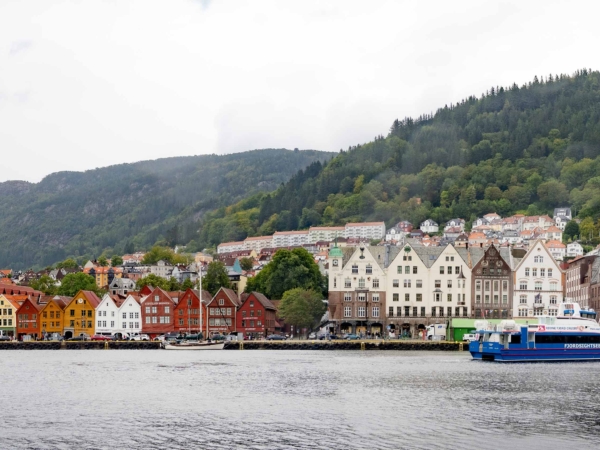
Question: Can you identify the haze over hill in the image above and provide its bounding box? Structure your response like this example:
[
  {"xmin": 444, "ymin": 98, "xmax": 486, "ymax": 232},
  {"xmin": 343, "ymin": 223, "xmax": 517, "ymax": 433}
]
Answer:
[{"xmin": 0, "ymin": 149, "xmax": 333, "ymax": 269}]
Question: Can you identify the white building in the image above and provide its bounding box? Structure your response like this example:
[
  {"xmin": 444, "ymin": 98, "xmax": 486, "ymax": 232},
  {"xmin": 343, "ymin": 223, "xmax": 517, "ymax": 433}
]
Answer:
[
  {"xmin": 117, "ymin": 295, "xmax": 142, "ymax": 335},
  {"xmin": 444, "ymin": 219, "xmax": 465, "ymax": 232},
  {"xmin": 95, "ymin": 294, "xmax": 142, "ymax": 337},
  {"xmin": 385, "ymin": 226, "xmax": 406, "ymax": 242},
  {"xmin": 567, "ymin": 241, "xmax": 584, "ymax": 258},
  {"xmin": 273, "ymin": 230, "xmax": 309, "ymax": 247},
  {"xmin": 546, "ymin": 240, "xmax": 567, "ymax": 260},
  {"xmin": 553, "ymin": 207, "xmax": 572, "ymax": 231},
  {"xmin": 513, "ymin": 240, "xmax": 563, "ymax": 318},
  {"xmin": 149, "ymin": 260, "xmax": 173, "ymax": 278},
  {"xmin": 217, "ymin": 241, "xmax": 246, "ymax": 254},
  {"xmin": 420, "ymin": 219, "xmax": 439, "ymax": 234},
  {"xmin": 344, "ymin": 222, "xmax": 386, "ymax": 240},
  {"xmin": 308, "ymin": 226, "xmax": 345, "ymax": 243},
  {"xmin": 244, "ymin": 236, "xmax": 273, "ymax": 252}
]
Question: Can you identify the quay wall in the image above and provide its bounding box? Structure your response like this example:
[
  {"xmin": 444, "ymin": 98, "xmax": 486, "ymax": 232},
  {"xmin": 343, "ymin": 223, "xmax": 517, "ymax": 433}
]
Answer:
[
  {"xmin": 0, "ymin": 341, "xmax": 162, "ymax": 350},
  {"xmin": 224, "ymin": 340, "xmax": 469, "ymax": 351}
]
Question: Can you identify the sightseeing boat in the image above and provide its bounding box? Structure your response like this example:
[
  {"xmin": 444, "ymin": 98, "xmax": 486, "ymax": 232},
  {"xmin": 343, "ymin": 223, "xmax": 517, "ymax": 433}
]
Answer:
[{"xmin": 470, "ymin": 302, "xmax": 600, "ymax": 362}]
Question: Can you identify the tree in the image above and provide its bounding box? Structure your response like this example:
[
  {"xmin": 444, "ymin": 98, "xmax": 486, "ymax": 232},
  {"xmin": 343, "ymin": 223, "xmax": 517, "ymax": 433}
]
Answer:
[
  {"xmin": 111, "ymin": 255, "xmax": 123, "ymax": 266},
  {"xmin": 141, "ymin": 246, "xmax": 191, "ymax": 265},
  {"xmin": 135, "ymin": 274, "xmax": 171, "ymax": 291},
  {"xmin": 97, "ymin": 256, "xmax": 109, "ymax": 267},
  {"xmin": 203, "ymin": 261, "xmax": 231, "ymax": 295},
  {"xmin": 563, "ymin": 220, "xmax": 580, "ymax": 241},
  {"xmin": 56, "ymin": 258, "xmax": 79, "ymax": 269},
  {"xmin": 245, "ymin": 248, "xmax": 326, "ymax": 299},
  {"xmin": 181, "ymin": 278, "xmax": 194, "ymax": 290},
  {"xmin": 29, "ymin": 275, "xmax": 58, "ymax": 295},
  {"xmin": 278, "ymin": 288, "xmax": 326, "ymax": 336},
  {"xmin": 239, "ymin": 257, "xmax": 254, "ymax": 271},
  {"xmin": 57, "ymin": 273, "xmax": 100, "ymax": 296},
  {"xmin": 579, "ymin": 217, "xmax": 596, "ymax": 243}
]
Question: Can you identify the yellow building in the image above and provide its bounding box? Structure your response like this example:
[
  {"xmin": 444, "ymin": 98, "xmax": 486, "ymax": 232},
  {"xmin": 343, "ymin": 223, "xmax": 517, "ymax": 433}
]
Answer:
[
  {"xmin": 39, "ymin": 296, "xmax": 71, "ymax": 338},
  {"xmin": 84, "ymin": 267, "xmax": 123, "ymax": 289},
  {"xmin": 0, "ymin": 294, "xmax": 22, "ymax": 338},
  {"xmin": 62, "ymin": 290, "xmax": 101, "ymax": 339}
]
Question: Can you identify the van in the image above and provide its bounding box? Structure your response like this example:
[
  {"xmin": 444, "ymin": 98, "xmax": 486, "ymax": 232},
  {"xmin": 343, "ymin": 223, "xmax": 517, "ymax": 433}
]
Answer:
[{"xmin": 463, "ymin": 333, "xmax": 477, "ymax": 342}]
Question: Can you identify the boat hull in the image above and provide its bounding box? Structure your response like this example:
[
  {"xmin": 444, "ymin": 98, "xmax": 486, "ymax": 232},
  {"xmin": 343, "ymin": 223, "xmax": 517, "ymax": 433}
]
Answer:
[
  {"xmin": 470, "ymin": 347, "xmax": 600, "ymax": 362},
  {"xmin": 163, "ymin": 342, "xmax": 225, "ymax": 350}
]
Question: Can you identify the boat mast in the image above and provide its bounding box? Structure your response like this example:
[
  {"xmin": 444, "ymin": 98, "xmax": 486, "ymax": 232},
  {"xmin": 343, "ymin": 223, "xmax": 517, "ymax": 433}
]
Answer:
[{"xmin": 198, "ymin": 261, "xmax": 203, "ymax": 339}]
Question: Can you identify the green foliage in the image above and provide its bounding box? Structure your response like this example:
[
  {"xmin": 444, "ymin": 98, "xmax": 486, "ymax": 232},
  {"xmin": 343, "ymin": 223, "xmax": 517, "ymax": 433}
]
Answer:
[
  {"xmin": 97, "ymin": 256, "xmax": 108, "ymax": 267},
  {"xmin": 563, "ymin": 221, "xmax": 580, "ymax": 242},
  {"xmin": 245, "ymin": 248, "xmax": 327, "ymax": 299},
  {"xmin": 0, "ymin": 149, "xmax": 333, "ymax": 270},
  {"xmin": 141, "ymin": 246, "xmax": 191, "ymax": 265},
  {"xmin": 203, "ymin": 261, "xmax": 231, "ymax": 295},
  {"xmin": 277, "ymin": 288, "xmax": 326, "ymax": 335},
  {"xmin": 56, "ymin": 258, "xmax": 79, "ymax": 269},
  {"xmin": 29, "ymin": 275, "xmax": 58, "ymax": 295},
  {"xmin": 239, "ymin": 257, "xmax": 254, "ymax": 271},
  {"xmin": 135, "ymin": 274, "xmax": 172, "ymax": 291},
  {"xmin": 111, "ymin": 255, "xmax": 123, "ymax": 266},
  {"xmin": 57, "ymin": 273, "xmax": 100, "ymax": 297}
]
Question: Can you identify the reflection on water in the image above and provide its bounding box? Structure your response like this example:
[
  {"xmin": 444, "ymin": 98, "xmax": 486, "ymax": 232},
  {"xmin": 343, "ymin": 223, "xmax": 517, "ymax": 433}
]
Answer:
[{"xmin": 2, "ymin": 350, "xmax": 600, "ymax": 449}]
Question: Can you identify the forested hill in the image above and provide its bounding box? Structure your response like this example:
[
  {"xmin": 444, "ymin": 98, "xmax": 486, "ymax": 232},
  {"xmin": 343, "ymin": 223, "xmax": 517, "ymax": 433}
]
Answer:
[
  {"xmin": 197, "ymin": 69, "xmax": 600, "ymax": 247},
  {"xmin": 0, "ymin": 149, "xmax": 333, "ymax": 269}
]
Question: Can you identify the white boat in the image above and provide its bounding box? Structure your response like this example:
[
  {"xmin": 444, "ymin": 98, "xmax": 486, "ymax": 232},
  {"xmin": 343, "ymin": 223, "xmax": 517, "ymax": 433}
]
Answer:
[{"xmin": 163, "ymin": 341, "xmax": 225, "ymax": 350}]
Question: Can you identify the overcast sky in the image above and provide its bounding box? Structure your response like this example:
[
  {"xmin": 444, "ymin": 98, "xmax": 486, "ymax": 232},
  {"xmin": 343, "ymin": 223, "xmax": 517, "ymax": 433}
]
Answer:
[{"xmin": 0, "ymin": 0, "xmax": 597, "ymax": 183}]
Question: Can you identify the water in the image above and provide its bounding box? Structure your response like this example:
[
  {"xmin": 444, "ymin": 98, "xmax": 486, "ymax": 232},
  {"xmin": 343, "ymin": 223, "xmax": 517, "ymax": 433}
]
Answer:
[{"xmin": 2, "ymin": 350, "xmax": 600, "ymax": 449}]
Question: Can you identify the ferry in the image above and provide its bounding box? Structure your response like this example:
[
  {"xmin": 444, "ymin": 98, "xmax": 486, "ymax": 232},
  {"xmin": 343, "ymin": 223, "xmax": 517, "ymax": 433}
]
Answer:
[{"xmin": 469, "ymin": 302, "xmax": 600, "ymax": 362}]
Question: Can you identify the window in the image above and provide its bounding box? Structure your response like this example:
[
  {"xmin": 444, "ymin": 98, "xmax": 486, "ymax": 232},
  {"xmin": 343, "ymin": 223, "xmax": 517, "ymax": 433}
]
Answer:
[
  {"xmin": 525, "ymin": 268, "xmax": 530, "ymax": 276},
  {"xmin": 446, "ymin": 256, "xmax": 449, "ymax": 261},
  {"xmin": 413, "ymin": 266, "xmax": 418, "ymax": 274},
  {"xmin": 440, "ymin": 266, "xmax": 445, "ymax": 275},
  {"xmin": 393, "ymin": 279, "xmax": 399, "ymax": 288},
  {"xmin": 431, "ymin": 307, "xmax": 436, "ymax": 317},
  {"xmin": 435, "ymin": 280, "xmax": 441, "ymax": 288},
  {"xmin": 333, "ymin": 278, "xmax": 337, "ymax": 288},
  {"xmin": 502, "ymin": 295, "xmax": 508, "ymax": 304},
  {"xmin": 152, "ymin": 307, "xmax": 157, "ymax": 314},
  {"xmin": 447, "ymin": 294, "xmax": 452, "ymax": 302},
  {"xmin": 372, "ymin": 294, "xmax": 379, "ymax": 302},
  {"xmin": 358, "ymin": 278, "xmax": 365, "ymax": 288},
  {"xmin": 448, "ymin": 266, "xmax": 452, "ymax": 275},
  {"xmin": 532, "ymin": 268, "xmax": 537, "ymax": 277},
  {"xmin": 152, "ymin": 317, "xmax": 157, "ymax": 323},
  {"xmin": 366, "ymin": 265, "xmax": 372, "ymax": 274},
  {"xmin": 416, "ymin": 280, "xmax": 422, "ymax": 288},
  {"xmin": 534, "ymin": 256, "xmax": 544, "ymax": 263},
  {"xmin": 520, "ymin": 295, "xmax": 527, "ymax": 304},
  {"xmin": 404, "ymin": 306, "xmax": 410, "ymax": 317},
  {"xmin": 357, "ymin": 306, "xmax": 366, "ymax": 317},
  {"xmin": 421, "ymin": 307, "xmax": 426, "ymax": 317},
  {"xmin": 550, "ymin": 296, "xmax": 557, "ymax": 305},
  {"xmin": 352, "ymin": 265, "xmax": 358, "ymax": 274},
  {"xmin": 389, "ymin": 306, "xmax": 394, "ymax": 316},
  {"xmin": 393, "ymin": 293, "xmax": 399, "ymax": 302},
  {"xmin": 540, "ymin": 268, "xmax": 545, "ymax": 277},
  {"xmin": 154, "ymin": 295, "xmax": 159, "ymax": 301},
  {"xmin": 476, "ymin": 281, "xmax": 481, "ymax": 291},
  {"xmin": 455, "ymin": 307, "xmax": 461, "ymax": 316},
  {"xmin": 416, "ymin": 293, "xmax": 422, "ymax": 302},
  {"xmin": 397, "ymin": 266, "xmax": 402, "ymax": 274},
  {"xmin": 550, "ymin": 282, "xmax": 558, "ymax": 291},
  {"xmin": 145, "ymin": 317, "xmax": 150, "ymax": 324},
  {"xmin": 493, "ymin": 295, "xmax": 499, "ymax": 304},
  {"xmin": 447, "ymin": 307, "xmax": 452, "ymax": 317},
  {"xmin": 455, "ymin": 266, "xmax": 460, "ymax": 274},
  {"xmin": 97, "ymin": 320, "xmax": 101, "ymax": 327},
  {"xmin": 476, "ymin": 295, "xmax": 481, "ymax": 304},
  {"xmin": 518, "ymin": 309, "xmax": 528, "ymax": 317},
  {"xmin": 535, "ymin": 282, "xmax": 543, "ymax": 291},
  {"xmin": 219, "ymin": 299, "xmax": 224, "ymax": 306},
  {"xmin": 345, "ymin": 278, "xmax": 351, "ymax": 288},
  {"xmin": 485, "ymin": 281, "xmax": 490, "ymax": 292},
  {"xmin": 447, "ymin": 280, "xmax": 452, "ymax": 288},
  {"xmin": 405, "ymin": 293, "xmax": 410, "ymax": 302},
  {"xmin": 344, "ymin": 293, "xmax": 352, "ymax": 302},
  {"xmin": 502, "ymin": 280, "xmax": 508, "ymax": 291},
  {"xmin": 344, "ymin": 306, "xmax": 351, "ymax": 318},
  {"xmin": 372, "ymin": 307, "xmax": 379, "ymax": 318},
  {"xmin": 402, "ymin": 266, "xmax": 408, "ymax": 274},
  {"xmin": 548, "ymin": 269, "xmax": 553, "ymax": 277},
  {"xmin": 70, "ymin": 309, "xmax": 75, "ymax": 317},
  {"xmin": 435, "ymin": 293, "xmax": 441, "ymax": 302},
  {"xmin": 519, "ymin": 281, "xmax": 528, "ymax": 290},
  {"xmin": 372, "ymin": 278, "xmax": 379, "ymax": 288},
  {"xmin": 358, "ymin": 294, "xmax": 366, "ymax": 302},
  {"xmin": 122, "ymin": 312, "xmax": 126, "ymax": 319},
  {"xmin": 404, "ymin": 279, "xmax": 411, "ymax": 288},
  {"xmin": 412, "ymin": 306, "xmax": 418, "ymax": 316}
]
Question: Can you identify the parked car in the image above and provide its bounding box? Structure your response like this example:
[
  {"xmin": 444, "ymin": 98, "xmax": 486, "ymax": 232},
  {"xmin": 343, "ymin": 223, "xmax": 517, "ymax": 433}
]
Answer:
[
  {"xmin": 130, "ymin": 333, "xmax": 150, "ymax": 341},
  {"xmin": 90, "ymin": 334, "xmax": 112, "ymax": 341},
  {"xmin": 345, "ymin": 334, "xmax": 360, "ymax": 340},
  {"xmin": 68, "ymin": 334, "xmax": 89, "ymax": 341},
  {"xmin": 463, "ymin": 333, "xmax": 478, "ymax": 342},
  {"xmin": 308, "ymin": 332, "xmax": 317, "ymax": 339},
  {"xmin": 266, "ymin": 334, "xmax": 287, "ymax": 341}
]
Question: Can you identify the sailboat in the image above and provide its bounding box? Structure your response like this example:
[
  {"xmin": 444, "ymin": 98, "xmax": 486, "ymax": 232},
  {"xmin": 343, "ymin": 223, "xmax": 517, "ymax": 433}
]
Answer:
[{"xmin": 163, "ymin": 263, "xmax": 224, "ymax": 350}]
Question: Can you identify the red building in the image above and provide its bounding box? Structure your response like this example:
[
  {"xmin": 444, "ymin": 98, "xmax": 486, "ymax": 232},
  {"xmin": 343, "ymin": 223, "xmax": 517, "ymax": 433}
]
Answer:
[
  {"xmin": 16, "ymin": 298, "xmax": 43, "ymax": 340},
  {"xmin": 173, "ymin": 289, "xmax": 211, "ymax": 336},
  {"xmin": 206, "ymin": 288, "xmax": 240, "ymax": 336},
  {"xmin": 237, "ymin": 292, "xmax": 278, "ymax": 338},
  {"xmin": 141, "ymin": 287, "xmax": 176, "ymax": 338}
]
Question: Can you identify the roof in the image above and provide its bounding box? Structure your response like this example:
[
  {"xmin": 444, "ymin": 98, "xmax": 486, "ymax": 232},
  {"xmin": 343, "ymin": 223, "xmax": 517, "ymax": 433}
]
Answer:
[
  {"xmin": 273, "ymin": 230, "xmax": 309, "ymax": 235},
  {"xmin": 80, "ymin": 290, "xmax": 102, "ymax": 308},
  {"xmin": 309, "ymin": 226, "xmax": 345, "ymax": 231},
  {"xmin": 546, "ymin": 240, "xmax": 566, "ymax": 249},
  {"xmin": 218, "ymin": 241, "xmax": 245, "ymax": 247},
  {"xmin": 345, "ymin": 222, "xmax": 385, "ymax": 227},
  {"xmin": 244, "ymin": 235, "xmax": 273, "ymax": 241},
  {"xmin": 248, "ymin": 292, "xmax": 276, "ymax": 311}
]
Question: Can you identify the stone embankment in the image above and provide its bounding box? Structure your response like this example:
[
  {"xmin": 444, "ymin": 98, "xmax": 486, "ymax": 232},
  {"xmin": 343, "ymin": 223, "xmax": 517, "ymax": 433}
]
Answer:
[
  {"xmin": 0, "ymin": 341, "xmax": 162, "ymax": 350},
  {"xmin": 224, "ymin": 340, "xmax": 468, "ymax": 351}
]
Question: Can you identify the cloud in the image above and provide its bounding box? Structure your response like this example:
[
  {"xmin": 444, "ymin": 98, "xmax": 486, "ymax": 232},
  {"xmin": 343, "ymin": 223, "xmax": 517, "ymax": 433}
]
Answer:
[{"xmin": 9, "ymin": 40, "xmax": 32, "ymax": 56}]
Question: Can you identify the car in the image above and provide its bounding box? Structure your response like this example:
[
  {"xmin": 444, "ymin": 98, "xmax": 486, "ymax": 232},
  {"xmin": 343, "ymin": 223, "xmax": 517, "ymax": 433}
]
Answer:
[
  {"xmin": 266, "ymin": 334, "xmax": 287, "ymax": 340},
  {"xmin": 345, "ymin": 334, "xmax": 360, "ymax": 340},
  {"xmin": 308, "ymin": 332, "xmax": 317, "ymax": 339},
  {"xmin": 463, "ymin": 333, "xmax": 478, "ymax": 342},
  {"xmin": 111, "ymin": 332, "xmax": 130, "ymax": 341},
  {"xmin": 0, "ymin": 335, "xmax": 11, "ymax": 341},
  {"xmin": 90, "ymin": 334, "xmax": 112, "ymax": 341},
  {"xmin": 68, "ymin": 335, "xmax": 89, "ymax": 341},
  {"xmin": 130, "ymin": 333, "xmax": 150, "ymax": 341}
]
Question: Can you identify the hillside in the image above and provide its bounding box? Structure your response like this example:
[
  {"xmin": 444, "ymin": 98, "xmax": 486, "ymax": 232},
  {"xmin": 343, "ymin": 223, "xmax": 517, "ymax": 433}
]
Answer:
[
  {"xmin": 0, "ymin": 149, "xmax": 334, "ymax": 269},
  {"xmin": 196, "ymin": 70, "xmax": 600, "ymax": 247}
]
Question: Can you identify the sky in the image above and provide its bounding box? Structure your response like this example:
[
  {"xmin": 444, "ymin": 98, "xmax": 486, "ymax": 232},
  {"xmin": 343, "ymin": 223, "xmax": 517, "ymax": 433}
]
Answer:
[{"xmin": 0, "ymin": 0, "xmax": 597, "ymax": 183}]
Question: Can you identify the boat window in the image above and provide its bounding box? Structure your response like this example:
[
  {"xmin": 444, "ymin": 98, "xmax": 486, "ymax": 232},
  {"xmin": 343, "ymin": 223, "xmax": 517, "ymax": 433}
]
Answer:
[
  {"xmin": 536, "ymin": 335, "xmax": 600, "ymax": 344},
  {"xmin": 509, "ymin": 334, "xmax": 521, "ymax": 344}
]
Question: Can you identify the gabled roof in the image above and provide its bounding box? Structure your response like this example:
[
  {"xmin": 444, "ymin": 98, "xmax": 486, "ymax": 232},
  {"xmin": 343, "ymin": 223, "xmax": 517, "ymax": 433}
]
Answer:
[
  {"xmin": 246, "ymin": 292, "xmax": 276, "ymax": 311},
  {"xmin": 208, "ymin": 287, "xmax": 240, "ymax": 306}
]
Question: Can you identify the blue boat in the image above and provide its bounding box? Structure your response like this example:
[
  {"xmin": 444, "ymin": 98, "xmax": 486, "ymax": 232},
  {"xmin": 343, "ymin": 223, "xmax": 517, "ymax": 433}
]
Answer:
[{"xmin": 469, "ymin": 302, "xmax": 600, "ymax": 362}]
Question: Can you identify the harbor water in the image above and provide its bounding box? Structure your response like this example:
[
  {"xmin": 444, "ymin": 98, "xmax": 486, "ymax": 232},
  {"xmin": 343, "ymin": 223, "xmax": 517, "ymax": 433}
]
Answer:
[{"xmin": 2, "ymin": 350, "xmax": 599, "ymax": 449}]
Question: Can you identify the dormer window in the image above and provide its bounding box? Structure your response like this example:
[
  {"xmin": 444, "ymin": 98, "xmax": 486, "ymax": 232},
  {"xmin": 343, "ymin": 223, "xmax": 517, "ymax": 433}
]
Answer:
[{"xmin": 154, "ymin": 295, "xmax": 159, "ymax": 301}]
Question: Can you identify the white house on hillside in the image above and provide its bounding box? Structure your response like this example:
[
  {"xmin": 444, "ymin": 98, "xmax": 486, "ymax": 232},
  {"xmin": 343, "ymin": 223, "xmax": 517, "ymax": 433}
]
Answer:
[
  {"xmin": 567, "ymin": 242, "xmax": 584, "ymax": 258},
  {"xmin": 420, "ymin": 219, "xmax": 439, "ymax": 234}
]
